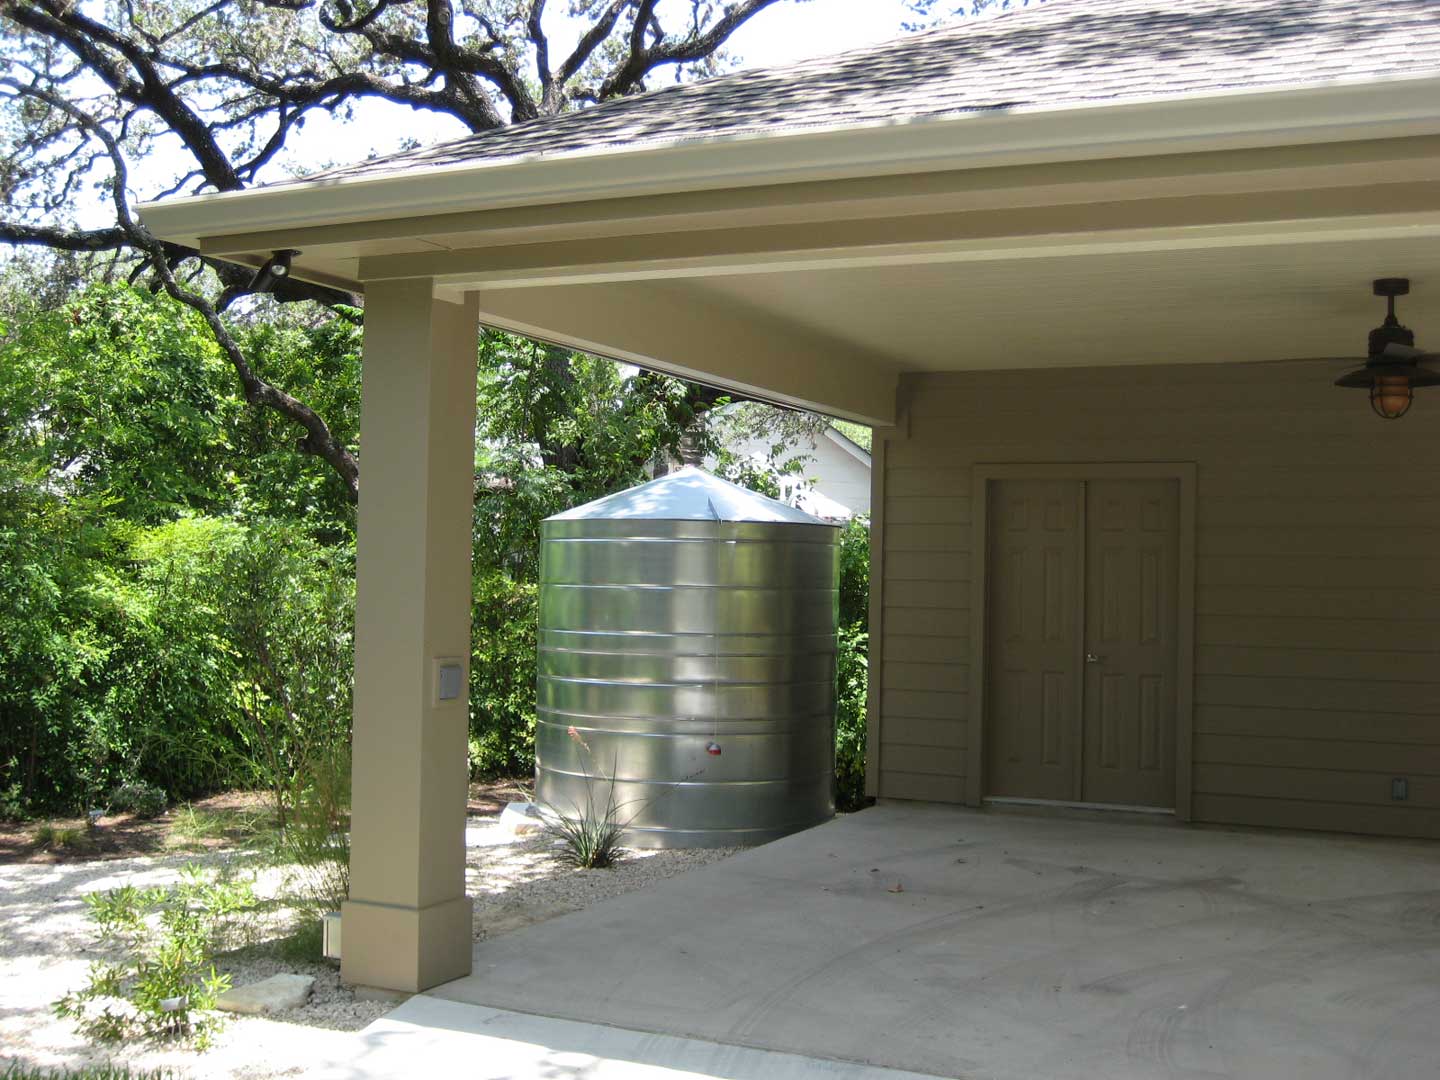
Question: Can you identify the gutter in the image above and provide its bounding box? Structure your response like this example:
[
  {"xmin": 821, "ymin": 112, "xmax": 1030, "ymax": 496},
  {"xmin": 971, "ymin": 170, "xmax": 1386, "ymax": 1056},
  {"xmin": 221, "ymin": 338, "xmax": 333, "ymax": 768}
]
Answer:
[{"xmin": 139, "ymin": 73, "xmax": 1440, "ymax": 248}]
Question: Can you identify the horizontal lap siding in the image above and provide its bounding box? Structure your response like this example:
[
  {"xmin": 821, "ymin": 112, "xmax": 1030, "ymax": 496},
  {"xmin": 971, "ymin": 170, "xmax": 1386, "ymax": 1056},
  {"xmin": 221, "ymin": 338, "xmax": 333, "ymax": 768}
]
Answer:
[
  {"xmin": 876, "ymin": 463, "xmax": 970, "ymax": 802},
  {"xmin": 876, "ymin": 360, "xmax": 1440, "ymax": 837}
]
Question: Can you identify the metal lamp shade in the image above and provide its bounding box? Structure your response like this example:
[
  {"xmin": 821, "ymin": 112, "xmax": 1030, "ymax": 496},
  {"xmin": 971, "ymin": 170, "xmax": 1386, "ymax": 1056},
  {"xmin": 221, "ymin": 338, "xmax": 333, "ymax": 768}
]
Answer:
[{"xmin": 1335, "ymin": 362, "xmax": 1440, "ymax": 420}]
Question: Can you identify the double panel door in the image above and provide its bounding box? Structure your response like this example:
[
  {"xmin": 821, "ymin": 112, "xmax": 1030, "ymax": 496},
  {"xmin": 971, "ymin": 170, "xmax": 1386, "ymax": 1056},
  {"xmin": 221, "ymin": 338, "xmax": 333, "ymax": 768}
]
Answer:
[{"xmin": 985, "ymin": 478, "xmax": 1179, "ymax": 808}]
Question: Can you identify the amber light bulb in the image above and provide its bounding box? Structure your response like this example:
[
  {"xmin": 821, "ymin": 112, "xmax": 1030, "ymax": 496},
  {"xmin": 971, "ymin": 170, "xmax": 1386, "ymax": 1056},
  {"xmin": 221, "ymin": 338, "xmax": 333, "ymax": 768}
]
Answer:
[{"xmin": 1371, "ymin": 373, "xmax": 1414, "ymax": 420}]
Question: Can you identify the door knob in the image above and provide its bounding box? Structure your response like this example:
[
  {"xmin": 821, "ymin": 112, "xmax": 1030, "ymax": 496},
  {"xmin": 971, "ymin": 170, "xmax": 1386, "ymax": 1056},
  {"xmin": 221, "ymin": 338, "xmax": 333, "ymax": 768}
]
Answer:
[{"xmin": 1085, "ymin": 653, "xmax": 1103, "ymax": 664}]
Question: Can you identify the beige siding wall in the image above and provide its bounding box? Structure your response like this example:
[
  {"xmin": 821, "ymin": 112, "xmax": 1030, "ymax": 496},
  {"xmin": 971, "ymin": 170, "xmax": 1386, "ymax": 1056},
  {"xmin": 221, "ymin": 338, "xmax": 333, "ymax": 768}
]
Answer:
[{"xmin": 871, "ymin": 360, "xmax": 1440, "ymax": 839}]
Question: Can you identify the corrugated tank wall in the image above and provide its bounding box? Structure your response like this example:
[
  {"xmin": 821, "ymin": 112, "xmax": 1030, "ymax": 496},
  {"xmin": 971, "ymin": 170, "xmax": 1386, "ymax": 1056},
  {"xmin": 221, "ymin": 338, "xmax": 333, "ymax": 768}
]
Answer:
[{"xmin": 535, "ymin": 468, "xmax": 840, "ymax": 848}]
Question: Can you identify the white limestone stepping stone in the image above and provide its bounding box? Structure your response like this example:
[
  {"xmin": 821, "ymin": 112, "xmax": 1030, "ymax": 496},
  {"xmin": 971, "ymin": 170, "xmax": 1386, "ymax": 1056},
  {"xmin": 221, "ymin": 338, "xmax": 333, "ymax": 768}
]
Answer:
[
  {"xmin": 499, "ymin": 801, "xmax": 547, "ymax": 836},
  {"xmin": 216, "ymin": 973, "xmax": 315, "ymax": 1015}
]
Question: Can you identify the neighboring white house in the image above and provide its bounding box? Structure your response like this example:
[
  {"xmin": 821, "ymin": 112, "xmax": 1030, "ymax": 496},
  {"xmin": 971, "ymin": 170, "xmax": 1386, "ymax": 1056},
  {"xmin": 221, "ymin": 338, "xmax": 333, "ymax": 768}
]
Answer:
[{"xmin": 709, "ymin": 421, "xmax": 872, "ymax": 520}]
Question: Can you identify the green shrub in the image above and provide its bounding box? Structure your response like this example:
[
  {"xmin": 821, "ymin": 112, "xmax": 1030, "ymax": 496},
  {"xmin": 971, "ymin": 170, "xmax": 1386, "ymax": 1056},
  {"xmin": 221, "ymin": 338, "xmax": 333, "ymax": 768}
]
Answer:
[
  {"xmin": 218, "ymin": 521, "xmax": 354, "ymax": 829},
  {"xmin": 468, "ymin": 572, "xmax": 538, "ymax": 779},
  {"xmin": 0, "ymin": 286, "xmax": 362, "ymax": 816},
  {"xmin": 837, "ymin": 515, "xmax": 870, "ymax": 630},
  {"xmin": 54, "ymin": 864, "xmax": 256, "ymax": 1049},
  {"xmin": 835, "ymin": 516, "xmax": 871, "ymax": 811},
  {"xmin": 34, "ymin": 824, "xmax": 92, "ymax": 852},
  {"xmin": 0, "ymin": 782, "xmax": 26, "ymax": 822},
  {"xmin": 108, "ymin": 781, "xmax": 167, "ymax": 819},
  {"xmin": 835, "ymin": 626, "xmax": 870, "ymax": 812},
  {"xmin": 277, "ymin": 745, "xmax": 351, "ymax": 918}
]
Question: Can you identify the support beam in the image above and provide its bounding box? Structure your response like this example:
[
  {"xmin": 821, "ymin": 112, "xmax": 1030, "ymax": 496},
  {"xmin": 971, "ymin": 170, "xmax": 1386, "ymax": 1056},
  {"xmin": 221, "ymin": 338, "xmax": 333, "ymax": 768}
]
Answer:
[
  {"xmin": 473, "ymin": 279, "xmax": 898, "ymax": 426},
  {"xmin": 343, "ymin": 281, "xmax": 478, "ymax": 992},
  {"xmin": 358, "ymin": 184, "xmax": 1440, "ymax": 290},
  {"xmin": 191, "ymin": 134, "xmax": 1440, "ymax": 261}
]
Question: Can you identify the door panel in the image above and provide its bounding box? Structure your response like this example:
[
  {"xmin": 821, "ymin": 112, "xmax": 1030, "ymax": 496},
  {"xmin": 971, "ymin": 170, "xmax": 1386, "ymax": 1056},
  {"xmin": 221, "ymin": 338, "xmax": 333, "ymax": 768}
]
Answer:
[
  {"xmin": 985, "ymin": 476, "xmax": 1180, "ymax": 809},
  {"xmin": 985, "ymin": 480, "xmax": 1083, "ymax": 801},
  {"xmin": 1080, "ymin": 480, "xmax": 1179, "ymax": 807}
]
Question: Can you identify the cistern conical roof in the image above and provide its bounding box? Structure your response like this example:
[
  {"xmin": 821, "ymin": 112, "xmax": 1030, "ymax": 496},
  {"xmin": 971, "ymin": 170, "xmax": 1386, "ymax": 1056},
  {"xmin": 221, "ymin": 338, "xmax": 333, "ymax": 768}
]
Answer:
[{"xmin": 548, "ymin": 465, "xmax": 827, "ymax": 525}]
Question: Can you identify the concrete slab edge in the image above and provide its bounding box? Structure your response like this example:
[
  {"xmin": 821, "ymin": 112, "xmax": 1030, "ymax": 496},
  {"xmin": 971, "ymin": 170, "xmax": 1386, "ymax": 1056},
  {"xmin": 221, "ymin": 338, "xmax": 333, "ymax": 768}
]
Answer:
[{"xmin": 322, "ymin": 994, "xmax": 954, "ymax": 1080}]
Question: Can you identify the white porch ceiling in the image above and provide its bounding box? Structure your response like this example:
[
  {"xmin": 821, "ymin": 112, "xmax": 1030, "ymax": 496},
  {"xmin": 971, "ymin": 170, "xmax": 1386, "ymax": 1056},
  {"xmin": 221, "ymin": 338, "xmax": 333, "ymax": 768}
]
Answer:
[
  {"xmin": 141, "ymin": 123, "xmax": 1440, "ymax": 426},
  {"xmin": 679, "ymin": 234, "xmax": 1440, "ymax": 374}
]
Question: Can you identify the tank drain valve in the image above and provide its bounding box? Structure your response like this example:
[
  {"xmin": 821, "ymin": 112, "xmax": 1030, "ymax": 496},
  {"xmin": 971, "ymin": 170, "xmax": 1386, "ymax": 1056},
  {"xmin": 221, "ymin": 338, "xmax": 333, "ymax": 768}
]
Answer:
[{"xmin": 706, "ymin": 742, "xmax": 723, "ymax": 756}]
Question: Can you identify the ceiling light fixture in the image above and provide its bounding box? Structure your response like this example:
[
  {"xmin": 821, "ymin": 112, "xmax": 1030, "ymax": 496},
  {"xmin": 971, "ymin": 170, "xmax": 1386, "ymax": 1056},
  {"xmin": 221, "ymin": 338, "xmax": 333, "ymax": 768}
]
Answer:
[{"xmin": 1335, "ymin": 278, "xmax": 1440, "ymax": 420}]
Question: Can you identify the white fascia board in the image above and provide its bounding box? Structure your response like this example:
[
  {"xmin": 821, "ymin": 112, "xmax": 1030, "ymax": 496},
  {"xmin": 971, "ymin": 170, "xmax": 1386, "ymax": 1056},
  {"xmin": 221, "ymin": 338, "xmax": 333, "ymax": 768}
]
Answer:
[
  {"xmin": 824, "ymin": 426, "xmax": 872, "ymax": 467},
  {"xmin": 139, "ymin": 73, "xmax": 1440, "ymax": 248}
]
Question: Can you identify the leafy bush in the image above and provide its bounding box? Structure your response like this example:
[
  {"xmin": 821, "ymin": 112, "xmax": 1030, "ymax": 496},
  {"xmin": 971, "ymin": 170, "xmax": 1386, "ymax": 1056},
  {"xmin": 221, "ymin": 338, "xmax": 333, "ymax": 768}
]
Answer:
[
  {"xmin": 54, "ymin": 865, "xmax": 256, "ymax": 1049},
  {"xmin": 218, "ymin": 521, "xmax": 354, "ymax": 829},
  {"xmin": 277, "ymin": 745, "xmax": 351, "ymax": 918},
  {"xmin": 0, "ymin": 285, "xmax": 358, "ymax": 817},
  {"xmin": 835, "ymin": 516, "xmax": 871, "ymax": 811},
  {"xmin": 468, "ymin": 572, "xmax": 539, "ymax": 778},
  {"xmin": 108, "ymin": 781, "xmax": 167, "ymax": 819},
  {"xmin": 836, "ymin": 626, "xmax": 870, "ymax": 812},
  {"xmin": 837, "ymin": 515, "xmax": 870, "ymax": 630},
  {"xmin": 0, "ymin": 783, "xmax": 26, "ymax": 822}
]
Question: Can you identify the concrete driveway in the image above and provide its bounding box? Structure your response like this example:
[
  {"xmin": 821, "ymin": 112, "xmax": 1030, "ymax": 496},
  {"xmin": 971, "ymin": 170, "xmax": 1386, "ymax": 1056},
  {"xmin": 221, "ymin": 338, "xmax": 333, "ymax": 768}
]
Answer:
[{"xmin": 433, "ymin": 803, "xmax": 1440, "ymax": 1079}]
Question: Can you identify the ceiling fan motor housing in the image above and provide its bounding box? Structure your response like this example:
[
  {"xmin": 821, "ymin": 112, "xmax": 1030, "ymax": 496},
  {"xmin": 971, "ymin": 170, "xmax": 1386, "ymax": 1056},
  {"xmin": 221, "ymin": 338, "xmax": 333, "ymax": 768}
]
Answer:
[
  {"xmin": 1370, "ymin": 278, "xmax": 1415, "ymax": 358},
  {"xmin": 1370, "ymin": 321, "xmax": 1416, "ymax": 357}
]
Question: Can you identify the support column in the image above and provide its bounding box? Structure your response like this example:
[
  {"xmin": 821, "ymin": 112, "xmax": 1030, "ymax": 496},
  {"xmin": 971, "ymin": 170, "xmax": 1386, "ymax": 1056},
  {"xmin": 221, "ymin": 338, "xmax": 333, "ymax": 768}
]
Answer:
[{"xmin": 342, "ymin": 280, "xmax": 478, "ymax": 992}]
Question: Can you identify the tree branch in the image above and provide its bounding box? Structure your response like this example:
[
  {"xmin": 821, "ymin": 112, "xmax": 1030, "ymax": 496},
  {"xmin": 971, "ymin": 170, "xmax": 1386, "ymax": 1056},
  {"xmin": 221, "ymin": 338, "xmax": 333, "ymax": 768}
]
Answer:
[
  {"xmin": 599, "ymin": 0, "xmax": 785, "ymax": 99},
  {"xmin": 0, "ymin": 75, "xmax": 360, "ymax": 502},
  {"xmin": 0, "ymin": 222, "xmax": 128, "ymax": 251}
]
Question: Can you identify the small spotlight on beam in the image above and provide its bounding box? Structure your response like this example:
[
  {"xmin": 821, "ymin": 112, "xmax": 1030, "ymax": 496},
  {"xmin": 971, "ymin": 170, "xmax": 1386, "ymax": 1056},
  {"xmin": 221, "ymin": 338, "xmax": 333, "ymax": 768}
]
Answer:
[{"xmin": 248, "ymin": 249, "xmax": 301, "ymax": 294}]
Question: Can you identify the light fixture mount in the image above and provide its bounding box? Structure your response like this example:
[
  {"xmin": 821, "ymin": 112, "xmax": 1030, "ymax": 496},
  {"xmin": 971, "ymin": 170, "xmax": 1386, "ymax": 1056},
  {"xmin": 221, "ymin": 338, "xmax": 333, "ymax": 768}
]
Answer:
[{"xmin": 248, "ymin": 248, "xmax": 301, "ymax": 293}]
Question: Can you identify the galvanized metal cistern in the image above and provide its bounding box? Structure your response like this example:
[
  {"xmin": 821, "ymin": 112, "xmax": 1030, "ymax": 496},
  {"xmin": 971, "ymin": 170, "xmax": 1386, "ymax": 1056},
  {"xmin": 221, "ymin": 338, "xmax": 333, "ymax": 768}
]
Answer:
[{"xmin": 535, "ymin": 467, "xmax": 840, "ymax": 848}]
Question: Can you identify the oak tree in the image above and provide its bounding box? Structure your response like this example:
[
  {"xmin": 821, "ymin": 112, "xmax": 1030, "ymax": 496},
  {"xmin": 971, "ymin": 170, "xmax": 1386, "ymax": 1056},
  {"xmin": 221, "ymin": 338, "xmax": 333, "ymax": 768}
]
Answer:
[{"xmin": 0, "ymin": 1, "xmax": 799, "ymax": 499}]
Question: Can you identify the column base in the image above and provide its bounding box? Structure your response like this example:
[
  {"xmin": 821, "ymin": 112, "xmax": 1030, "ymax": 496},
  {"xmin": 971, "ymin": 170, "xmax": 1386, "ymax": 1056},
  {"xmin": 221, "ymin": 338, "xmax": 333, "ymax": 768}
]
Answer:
[{"xmin": 340, "ymin": 895, "xmax": 473, "ymax": 992}]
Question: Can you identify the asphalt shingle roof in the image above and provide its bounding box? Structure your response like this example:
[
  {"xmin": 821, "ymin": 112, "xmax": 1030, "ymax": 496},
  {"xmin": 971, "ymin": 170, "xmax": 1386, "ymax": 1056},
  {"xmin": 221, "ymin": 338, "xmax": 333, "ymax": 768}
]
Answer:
[{"xmin": 309, "ymin": 0, "xmax": 1440, "ymax": 184}]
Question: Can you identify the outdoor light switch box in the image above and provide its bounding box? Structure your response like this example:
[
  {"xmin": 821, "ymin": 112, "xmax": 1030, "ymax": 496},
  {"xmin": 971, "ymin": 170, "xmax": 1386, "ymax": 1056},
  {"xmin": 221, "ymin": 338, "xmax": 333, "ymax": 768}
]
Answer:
[{"xmin": 434, "ymin": 658, "xmax": 464, "ymax": 705}]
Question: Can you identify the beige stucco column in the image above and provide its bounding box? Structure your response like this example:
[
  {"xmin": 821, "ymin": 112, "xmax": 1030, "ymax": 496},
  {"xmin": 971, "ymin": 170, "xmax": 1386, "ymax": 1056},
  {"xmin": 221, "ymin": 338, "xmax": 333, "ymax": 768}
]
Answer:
[{"xmin": 342, "ymin": 280, "xmax": 478, "ymax": 992}]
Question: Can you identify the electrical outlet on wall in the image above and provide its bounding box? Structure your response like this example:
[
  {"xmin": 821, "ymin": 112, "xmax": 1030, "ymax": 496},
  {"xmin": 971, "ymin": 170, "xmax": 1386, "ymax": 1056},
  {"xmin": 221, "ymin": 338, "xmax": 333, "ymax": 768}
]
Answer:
[{"xmin": 1391, "ymin": 777, "xmax": 1409, "ymax": 801}]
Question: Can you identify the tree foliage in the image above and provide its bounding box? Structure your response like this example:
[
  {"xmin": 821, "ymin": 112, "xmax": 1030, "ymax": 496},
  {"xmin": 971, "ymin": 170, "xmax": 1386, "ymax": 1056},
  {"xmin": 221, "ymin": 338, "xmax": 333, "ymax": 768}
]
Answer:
[
  {"xmin": 0, "ymin": 284, "xmax": 356, "ymax": 814},
  {"xmin": 0, "ymin": 0, "xmax": 799, "ymax": 496},
  {"xmin": 834, "ymin": 515, "xmax": 868, "ymax": 810},
  {"xmin": 466, "ymin": 332, "xmax": 704, "ymax": 774},
  {"xmin": 1, "ymin": 275, "xmax": 870, "ymax": 814}
]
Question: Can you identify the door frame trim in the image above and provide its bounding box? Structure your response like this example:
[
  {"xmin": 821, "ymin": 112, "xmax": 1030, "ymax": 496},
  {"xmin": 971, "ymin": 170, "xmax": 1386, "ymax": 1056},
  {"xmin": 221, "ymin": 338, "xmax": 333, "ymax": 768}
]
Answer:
[{"xmin": 967, "ymin": 462, "xmax": 1198, "ymax": 820}]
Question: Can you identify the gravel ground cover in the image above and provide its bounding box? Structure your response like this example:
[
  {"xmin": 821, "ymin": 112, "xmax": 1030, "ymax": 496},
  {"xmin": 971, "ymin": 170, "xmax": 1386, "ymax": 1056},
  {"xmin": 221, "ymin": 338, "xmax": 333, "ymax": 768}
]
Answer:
[{"xmin": 0, "ymin": 814, "xmax": 735, "ymax": 1078}]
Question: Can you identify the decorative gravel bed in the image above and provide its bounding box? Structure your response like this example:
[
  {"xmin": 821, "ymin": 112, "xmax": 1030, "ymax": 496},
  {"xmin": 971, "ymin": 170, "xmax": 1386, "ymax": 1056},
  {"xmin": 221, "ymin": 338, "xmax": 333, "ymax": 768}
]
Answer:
[
  {"xmin": 0, "ymin": 814, "xmax": 736, "ymax": 1078},
  {"xmin": 467, "ymin": 824, "xmax": 736, "ymax": 941}
]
